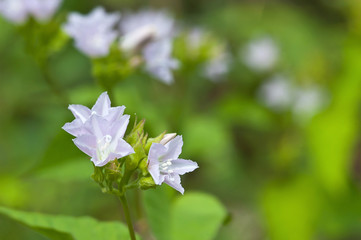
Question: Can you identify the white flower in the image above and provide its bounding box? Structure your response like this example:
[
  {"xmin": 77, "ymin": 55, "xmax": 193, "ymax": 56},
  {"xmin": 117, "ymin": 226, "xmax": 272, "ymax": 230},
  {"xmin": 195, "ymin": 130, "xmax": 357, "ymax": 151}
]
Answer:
[
  {"xmin": 63, "ymin": 92, "xmax": 126, "ymax": 138},
  {"xmin": 25, "ymin": 0, "xmax": 62, "ymax": 22},
  {"xmin": 119, "ymin": 10, "xmax": 174, "ymax": 52},
  {"xmin": 63, "ymin": 7, "xmax": 120, "ymax": 57},
  {"xmin": 186, "ymin": 28, "xmax": 205, "ymax": 50},
  {"xmin": 0, "ymin": 0, "xmax": 62, "ymax": 24},
  {"xmin": 148, "ymin": 135, "xmax": 198, "ymax": 194},
  {"xmin": 0, "ymin": 0, "xmax": 29, "ymax": 24},
  {"xmin": 142, "ymin": 39, "xmax": 179, "ymax": 84},
  {"xmin": 293, "ymin": 86, "xmax": 328, "ymax": 121},
  {"xmin": 63, "ymin": 92, "xmax": 134, "ymax": 167},
  {"xmin": 259, "ymin": 75, "xmax": 294, "ymax": 111},
  {"xmin": 203, "ymin": 50, "xmax": 231, "ymax": 82},
  {"xmin": 242, "ymin": 37, "xmax": 279, "ymax": 72}
]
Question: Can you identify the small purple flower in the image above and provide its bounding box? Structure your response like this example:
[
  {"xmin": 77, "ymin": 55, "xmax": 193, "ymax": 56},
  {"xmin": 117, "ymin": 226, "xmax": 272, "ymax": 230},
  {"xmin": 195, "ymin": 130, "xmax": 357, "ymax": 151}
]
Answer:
[
  {"xmin": 0, "ymin": 0, "xmax": 29, "ymax": 24},
  {"xmin": 242, "ymin": 37, "xmax": 279, "ymax": 72},
  {"xmin": 143, "ymin": 39, "xmax": 179, "ymax": 84},
  {"xmin": 25, "ymin": 0, "xmax": 62, "ymax": 22},
  {"xmin": 63, "ymin": 92, "xmax": 125, "ymax": 137},
  {"xmin": 63, "ymin": 92, "xmax": 134, "ymax": 167},
  {"xmin": 203, "ymin": 50, "xmax": 230, "ymax": 82},
  {"xmin": 147, "ymin": 135, "xmax": 198, "ymax": 194},
  {"xmin": 63, "ymin": 7, "xmax": 120, "ymax": 57},
  {"xmin": 0, "ymin": 0, "xmax": 62, "ymax": 24},
  {"xmin": 73, "ymin": 113, "xmax": 134, "ymax": 167},
  {"xmin": 119, "ymin": 10, "xmax": 174, "ymax": 51}
]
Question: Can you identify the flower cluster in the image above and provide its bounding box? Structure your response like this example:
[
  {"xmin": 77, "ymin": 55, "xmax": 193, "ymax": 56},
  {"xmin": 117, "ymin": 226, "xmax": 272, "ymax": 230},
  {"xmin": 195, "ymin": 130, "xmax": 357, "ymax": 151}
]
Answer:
[
  {"xmin": 0, "ymin": 0, "xmax": 62, "ymax": 24},
  {"xmin": 258, "ymin": 75, "xmax": 328, "ymax": 122},
  {"xmin": 63, "ymin": 8, "xmax": 179, "ymax": 84},
  {"xmin": 63, "ymin": 92, "xmax": 198, "ymax": 194}
]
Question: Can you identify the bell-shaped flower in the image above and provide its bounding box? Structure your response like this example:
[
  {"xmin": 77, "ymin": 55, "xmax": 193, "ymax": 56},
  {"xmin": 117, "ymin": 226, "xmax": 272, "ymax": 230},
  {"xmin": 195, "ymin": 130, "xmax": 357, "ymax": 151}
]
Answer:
[
  {"xmin": 0, "ymin": 0, "xmax": 28, "ymax": 24},
  {"xmin": 63, "ymin": 7, "xmax": 120, "ymax": 57},
  {"xmin": 142, "ymin": 39, "xmax": 179, "ymax": 84},
  {"xmin": 147, "ymin": 135, "xmax": 198, "ymax": 194},
  {"xmin": 119, "ymin": 10, "xmax": 174, "ymax": 52},
  {"xmin": 73, "ymin": 114, "xmax": 134, "ymax": 167},
  {"xmin": 25, "ymin": 0, "xmax": 62, "ymax": 22},
  {"xmin": 63, "ymin": 92, "xmax": 125, "ymax": 137}
]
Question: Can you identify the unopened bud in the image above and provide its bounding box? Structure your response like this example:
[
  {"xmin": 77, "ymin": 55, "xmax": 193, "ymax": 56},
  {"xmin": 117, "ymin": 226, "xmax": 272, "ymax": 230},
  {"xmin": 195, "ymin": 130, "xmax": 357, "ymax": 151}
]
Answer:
[
  {"xmin": 160, "ymin": 133, "xmax": 177, "ymax": 145},
  {"xmin": 139, "ymin": 176, "xmax": 156, "ymax": 190}
]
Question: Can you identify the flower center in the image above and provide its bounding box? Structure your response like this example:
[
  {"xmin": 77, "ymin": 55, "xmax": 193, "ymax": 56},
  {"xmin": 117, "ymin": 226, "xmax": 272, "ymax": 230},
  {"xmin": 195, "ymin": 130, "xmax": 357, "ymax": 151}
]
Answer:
[
  {"xmin": 159, "ymin": 160, "xmax": 173, "ymax": 174},
  {"xmin": 97, "ymin": 135, "xmax": 113, "ymax": 161}
]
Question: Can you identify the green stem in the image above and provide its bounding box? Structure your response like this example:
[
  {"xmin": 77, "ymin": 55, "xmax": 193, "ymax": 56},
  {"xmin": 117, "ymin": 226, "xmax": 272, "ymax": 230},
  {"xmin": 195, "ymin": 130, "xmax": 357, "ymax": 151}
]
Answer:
[{"xmin": 119, "ymin": 195, "xmax": 136, "ymax": 240}]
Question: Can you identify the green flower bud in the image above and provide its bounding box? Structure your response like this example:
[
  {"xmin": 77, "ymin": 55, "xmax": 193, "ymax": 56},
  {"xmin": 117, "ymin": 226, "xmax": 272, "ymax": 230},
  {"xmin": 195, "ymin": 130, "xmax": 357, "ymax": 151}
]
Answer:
[
  {"xmin": 126, "ymin": 119, "xmax": 146, "ymax": 146},
  {"xmin": 139, "ymin": 177, "xmax": 156, "ymax": 190},
  {"xmin": 125, "ymin": 138, "xmax": 147, "ymax": 171},
  {"xmin": 138, "ymin": 158, "xmax": 149, "ymax": 176},
  {"xmin": 91, "ymin": 165, "xmax": 104, "ymax": 184}
]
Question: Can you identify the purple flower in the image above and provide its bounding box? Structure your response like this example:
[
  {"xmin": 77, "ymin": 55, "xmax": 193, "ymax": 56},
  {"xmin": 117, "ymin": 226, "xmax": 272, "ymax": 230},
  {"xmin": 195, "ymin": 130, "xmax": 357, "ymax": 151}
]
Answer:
[
  {"xmin": 0, "ymin": 0, "xmax": 62, "ymax": 24},
  {"xmin": 25, "ymin": 0, "xmax": 62, "ymax": 22},
  {"xmin": 63, "ymin": 92, "xmax": 134, "ymax": 167},
  {"xmin": 147, "ymin": 135, "xmax": 198, "ymax": 194},
  {"xmin": 63, "ymin": 92, "xmax": 125, "ymax": 137},
  {"xmin": 143, "ymin": 39, "xmax": 179, "ymax": 84},
  {"xmin": 63, "ymin": 7, "xmax": 120, "ymax": 57},
  {"xmin": 0, "ymin": 0, "xmax": 29, "ymax": 24},
  {"xmin": 119, "ymin": 10, "xmax": 174, "ymax": 52}
]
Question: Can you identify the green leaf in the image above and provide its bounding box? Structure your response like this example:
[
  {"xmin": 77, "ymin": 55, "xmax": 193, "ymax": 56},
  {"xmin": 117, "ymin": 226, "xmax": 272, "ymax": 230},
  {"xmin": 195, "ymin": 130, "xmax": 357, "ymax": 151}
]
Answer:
[
  {"xmin": 143, "ymin": 190, "xmax": 226, "ymax": 240},
  {"xmin": 171, "ymin": 192, "xmax": 227, "ymax": 240},
  {"xmin": 0, "ymin": 206, "xmax": 137, "ymax": 240},
  {"xmin": 143, "ymin": 186, "xmax": 174, "ymax": 240}
]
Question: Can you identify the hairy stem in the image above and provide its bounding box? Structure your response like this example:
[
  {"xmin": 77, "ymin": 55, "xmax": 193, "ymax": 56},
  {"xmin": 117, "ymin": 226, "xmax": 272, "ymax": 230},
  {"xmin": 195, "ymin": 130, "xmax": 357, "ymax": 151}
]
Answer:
[{"xmin": 119, "ymin": 195, "xmax": 136, "ymax": 240}]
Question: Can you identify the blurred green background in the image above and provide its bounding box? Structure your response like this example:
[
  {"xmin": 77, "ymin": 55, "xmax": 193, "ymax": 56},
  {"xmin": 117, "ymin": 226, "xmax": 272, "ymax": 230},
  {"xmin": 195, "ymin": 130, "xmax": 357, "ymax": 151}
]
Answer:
[{"xmin": 1, "ymin": 0, "xmax": 361, "ymax": 239}]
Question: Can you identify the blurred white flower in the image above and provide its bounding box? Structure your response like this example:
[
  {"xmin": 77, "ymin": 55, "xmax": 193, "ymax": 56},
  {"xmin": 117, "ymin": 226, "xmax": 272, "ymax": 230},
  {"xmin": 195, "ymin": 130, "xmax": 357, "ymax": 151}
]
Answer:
[
  {"xmin": 186, "ymin": 28, "xmax": 206, "ymax": 50},
  {"xmin": 0, "ymin": 0, "xmax": 29, "ymax": 24},
  {"xmin": 242, "ymin": 37, "xmax": 279, "ymax": 72},
  {"xmin": 119, "ymin": 10, "xmax": 174, "ymax": 52},
  {"xmin": 63, "ymin": 7, "xmax": 120, "ymax": 57},
  {"xmin": 293, "ymin": 86, "xmax": 328, "ymax": 121},
  {"xmin": 25, "ymin": 0, "xmax": 62, "ymax": 22},
  {"xmin": 259, "ymin": 75, "xmax": 294, "ymax": 112},
  {"xmin": 0, "ymin": 0, "xmax": 62, "ymax": 24},
  {"xmin": 203, "ymin": 50, "xmax": 231, "ymax": 82},
  {"xmin": 143, "ymin": 39, "xmax": 179, "ymax": 84}
]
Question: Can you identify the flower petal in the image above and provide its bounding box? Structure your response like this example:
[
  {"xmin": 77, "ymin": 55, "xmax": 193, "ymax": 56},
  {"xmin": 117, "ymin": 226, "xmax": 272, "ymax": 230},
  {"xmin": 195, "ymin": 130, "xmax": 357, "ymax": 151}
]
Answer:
[
  {"xmin": 91, "ymin": 92, "xmax": 111, "ymax": 116},
  {"xmin": 106, "ymin": 106, "xmax": 126, "ymax": 122},
  {"xmin": 115, "ymin": 138, "xmax": 135, "ymax": 158},
  {"xmin": 73, "ymin": 134, "xmax": 97, "ymax": 157},
  {"xmin": 163, "ymin": 135, "xmax": 183, "ymax": 160},
  {"xmin": 169, "ymin": 159, "xmax": 198, "ymax": 175},
  {"xmin": 111, "ymin": 115, "xmax": 130, "ymax": 140},
  {"xmin": 68, "ymin": 104, "xmax": 91, "ymax": 123},
  {"xmin": 164, "ymin": 174, "xmax": 184, "ymax": 194},
  {"xmin": 87, "ymin": 114, "xmax": 109, "ymax": 139}
]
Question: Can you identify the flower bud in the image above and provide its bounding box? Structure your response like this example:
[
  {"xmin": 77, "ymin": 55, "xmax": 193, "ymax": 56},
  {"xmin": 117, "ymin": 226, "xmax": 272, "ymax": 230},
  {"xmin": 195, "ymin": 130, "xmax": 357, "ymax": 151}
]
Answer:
[
  {"xmin": 139, "ymin": 176, "xmax": 156, "ymax": 190},
  {"xmin": 91, "ymin": 165, "xmax": 104, "ymax": 184},
  {"xmin": 126, "ymin": 119, "xmax": 146, "ymax": 146},
  {"xmin": 159, "ymin": 133, "xmax": 177, "ymax": 145},
  {"xmin": 138, "ymin": 158, "xmax": 149, "ymax": 176}
]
